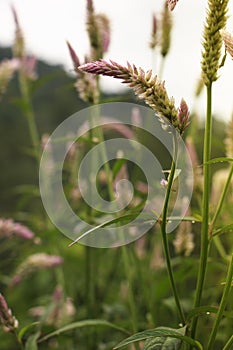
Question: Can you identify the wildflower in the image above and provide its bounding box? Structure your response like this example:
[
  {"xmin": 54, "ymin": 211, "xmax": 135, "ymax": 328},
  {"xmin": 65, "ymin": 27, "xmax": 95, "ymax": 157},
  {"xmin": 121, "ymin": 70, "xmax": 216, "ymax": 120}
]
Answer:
[
  {"xmin": 11, "ymin": 5, "xmax": 25, "ymax": 58},
  {"xmin": 0, "ymin": 293, "xmax": 18, "ymax": 332},
  {"xmin": 11, "ymin": 253, "xmax": 63, "ymax": 285},
  {"xmin": 86, "ymin": 0, "xmax": 110, "ymax": 60},
  {"xmin": 173, "ymin": 221, "xmax": 195, "ymax": 256},
  {"xmin": 67, "ymin": 42, "xmax": 99, "ymax": 103},
  {"xmin": 12, "ymin": 6, "xmax": 37, "ymax": 80},
  {"xmin": 201, "ymin": 0, "xmax": 229, "ymax": 86},
  {"xmin": 0, "ymin": 59, "xmax": 20, "ymax": 99},
  {"xmin": 150, "ymin": 14, "xmax": 158, "ymax": 50},
  {"xmin": 79, "ymin": 59, "xmax": 189, "ymax": 134},
  {"xmin": 177, "ymin": 98, "xmax": 190, "ymax": 134},
  {"xmin": 161, "ymin": 2, "xmax": 172, "ymax": 57},
  {"xmin": 21, "ymin": 55, "xmax": 37, "ymax": 80},
  {"xmin": 221, "ymin": 30, "xmax": 233, "ymax": 59},
  {"xmin": 167, "ymin": 0, "xmax": 179, "ymax": 11},
  {"xmin": 0, "ymin": 218, "xmax": 34, "ymax": 240}
]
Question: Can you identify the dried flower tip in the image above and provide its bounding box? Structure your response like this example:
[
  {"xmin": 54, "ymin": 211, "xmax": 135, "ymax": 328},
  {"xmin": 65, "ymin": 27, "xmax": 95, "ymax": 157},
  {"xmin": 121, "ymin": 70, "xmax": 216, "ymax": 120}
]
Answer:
[
  {"xmin": 161, "ymin": 2, "xmax": 172, "ymax": 57},
  {"xmin": 178, "ymin": 98, "xmax": 190, "ymax": 134},
  {"xmin": 201, "ymin": 0, "xmax": 228, "ymax": 86},
  {"xmin": 0, "ymin": 59, "xmax": 20, "ymax": 99},
  {"xmin": 0, "ymin": 294, "xmax": 18, "ymax": 332},
  {"xmin": 150, "ymin": 14, "xmax": 158, "ymax": 49},
  {"xmin": 12, "ymin": 253, "xmax": 63, "ymax": 285},
  {"xmin": 0, "ymin": 218, "xmax": 34, "ymax": 239},
  {"xmin": 79, "ymin": 59, "xmax": 183, "ymax": 132},
  {"xmin": 11, "ymin": 5, "xmax": 25, "ymax": 58},
  {"xmin": 67, "ymin": 41, "xmax": 81, "ymax": 72},
  {"xmin": 167, "ymin": 0, "xmax": 179, "ymax": 11},
  {"xmin": 221, "ymin": 30, "xmax": 233, "ymax": 59}
]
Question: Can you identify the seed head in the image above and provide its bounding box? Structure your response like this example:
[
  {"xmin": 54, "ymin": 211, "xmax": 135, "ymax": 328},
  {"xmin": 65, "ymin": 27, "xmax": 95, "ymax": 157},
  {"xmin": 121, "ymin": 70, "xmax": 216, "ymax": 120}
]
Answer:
[
  {"xmin": 11, "ymin": 253, "xmax": 63, "ymax": 285},
  {"xmin": 201, "ymin": 0, "xmax": 229, "ymax": 86},
  {"xmin": 161, "ymin": 2, "xmax": 172, "ymax": 57},
  {"xmin": 79, "ymin": 59, "xmax": 190, "ymax": 134},
  {"xmin": 0, "ymin": 294, "xmax": 18, "ymax": 332}
]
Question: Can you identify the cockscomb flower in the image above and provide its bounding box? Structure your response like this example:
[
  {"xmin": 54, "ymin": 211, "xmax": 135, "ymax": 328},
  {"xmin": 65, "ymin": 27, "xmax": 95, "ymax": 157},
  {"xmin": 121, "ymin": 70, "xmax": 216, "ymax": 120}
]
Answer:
[
  {"xmin": 167, "ymin": 0, "xmax": 179, "ymax": 11},
  {"xmin": 11, "ymin": 5, "xmax": 25, "ymax": 58},
  {"xmin": 177, "ymin": 98, "xmax": 190, "ymax": 133},
  {"xmin": 150, "ymin": 14, "xmax": 158, "ymax": 50},
  {"xmin": 67, "ymin": 42, "xmax": 99, "ymax": 104},
  {"xmin": 86, "ymin": 0, "xmax": 110, "ymax": 60},
  {"xmin": 11, "ymin": 253, "xmax": 63, "ymax": 285},
  {"xmin": 0, "ymin": 59, "xmax": 20, "ymax": 99},
  {"xmin": 0, "ymin": 293, "xmax": 18, "ymax": 332},
  {"xmin": 79, "ymin": 59, "xmax": 189, "ymax": 134},
  {"xmin": 161, "ymin": 2, "xmax": 173, "ymax": 57},
  {"xmin": 221, "ymin": 30, "xmax": 233, "ymax": 59},
  {"xmin": 0, "ymin": 218, "xmax": 34, "ymax": 240},
  {"xmin": 201, "ymin": 0, "xmax": 228, "ymax": 86}
]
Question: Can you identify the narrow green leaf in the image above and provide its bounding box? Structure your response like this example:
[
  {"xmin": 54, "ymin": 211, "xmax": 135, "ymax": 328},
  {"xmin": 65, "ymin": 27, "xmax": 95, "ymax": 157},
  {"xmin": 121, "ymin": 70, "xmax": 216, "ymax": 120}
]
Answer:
[
  {"xmin": 212, "ymin": 223, "xmax": 233, "ymax": 237},
  {"xmin": 113, "ymin": 327, "xmax": 203, "ymax": 350},
  {"xmin": 18, "ymin": 322, "xmax": 40, "ymax": 341},
  {"xmin": 38, "ymin": 319, "xmax": 130, "ymax": 343},
  {"xmin": 68, "ymin": 212, "xmax": 155, "ymax": 247},
  {"xmin": 204, "ymin": 157, "xmax": 233, "ymax": 165},
  {"xmin": 25, "ymin": 331, "xmax": 40, "ymax": 350},
  {"xmin": 112, "ymin": 158, "xmax": 127, "ymax": 180}
]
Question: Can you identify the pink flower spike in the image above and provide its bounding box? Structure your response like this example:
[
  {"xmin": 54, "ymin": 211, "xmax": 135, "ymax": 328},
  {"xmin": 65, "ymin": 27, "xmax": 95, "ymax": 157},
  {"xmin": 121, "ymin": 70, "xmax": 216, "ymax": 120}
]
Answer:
[
  {"xmin": 178, "ymin": 98, "xmax": 190, "ymax": 134},
  {"xmin": 21, "ymin": 55, "xmax": 37, "ymax": 80},
  {"xmin": 167, "ymin": 0, "xmax": 179, "ymax": 11}
]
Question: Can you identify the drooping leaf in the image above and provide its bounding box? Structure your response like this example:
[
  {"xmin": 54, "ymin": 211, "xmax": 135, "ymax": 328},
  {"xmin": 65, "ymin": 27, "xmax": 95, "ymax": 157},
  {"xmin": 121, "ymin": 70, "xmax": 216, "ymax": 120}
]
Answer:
[
  {"xmin": 18, "ymin": 322, "xmax": 40, "ymax": 342},
  {"xmin": 113, "ymin": 327, "xmax": 203, "ymax": 350},
  {"xmin": 38, "ymin": 319, "xmax": 130, "ymax": 343},
  {"xmin": 25, "ymin": 331, "xmax": 40, "ymax": 350},
  {"xmin": 68, "ymin": 212, "xmax": 155, "ymax": 247}
]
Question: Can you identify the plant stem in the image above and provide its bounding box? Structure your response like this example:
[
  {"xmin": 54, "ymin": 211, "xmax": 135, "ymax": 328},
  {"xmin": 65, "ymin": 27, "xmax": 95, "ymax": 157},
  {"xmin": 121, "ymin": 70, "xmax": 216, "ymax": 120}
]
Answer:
[
  {"xmin": 191, "ymin": 84, "xmax": 212, "ymax": 339},
  {"xmin": 160, "ymin": 134, "xmax": 185, "ymax": 325},
  {"xmin": 223, "ymin": 334, "xmax": 233, "ymax": 350},
  {"xmin": 210, "ymin": 163, "xmax": 233, "ymax": 233},
  {"xmin": 207, "ymin": 253, "xmax": 233, "ymax": 350}
]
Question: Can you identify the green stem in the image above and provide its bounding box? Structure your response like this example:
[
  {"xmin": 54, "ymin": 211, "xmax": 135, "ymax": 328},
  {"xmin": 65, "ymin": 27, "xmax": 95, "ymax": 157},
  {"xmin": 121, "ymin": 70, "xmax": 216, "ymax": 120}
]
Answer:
[
  {"xmin": 191, "ymin": 84, "xmax": 212, "ymax": 338},
  {"xmin": 207, "ymin": 253, "xmax": 233, "ymax": 350},
  {"xmin": 210, "ymin": 163, "xmax": 233, "ymax": 233},
  {"xmin": 121, "ymin": 246, "xmax": 139, "ymax": 336},
  {"xmin": 223, "ymin": 334, "xmax": 233, "ymax": 350},
  {"xmin": 160, "ymin": 135, "xmax": 185, "ymax": 325}
]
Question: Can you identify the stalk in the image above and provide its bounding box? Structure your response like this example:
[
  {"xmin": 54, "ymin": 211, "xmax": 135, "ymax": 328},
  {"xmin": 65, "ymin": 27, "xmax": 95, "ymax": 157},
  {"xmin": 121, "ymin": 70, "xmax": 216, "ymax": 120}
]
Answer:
[
  {"xmin": 191, "ymin": 84, "xmax": 212, "ymax": 338},
  {"xmin": 160, "ymin": 135, "xmax": 185, "ymax": 324},
  {"xmin": 207, "ymin": 254, "xmax": 233, "ymax": 350},
  {"xmin": 210, "ymin": 163, "xmax": 233, "ymax": 233}
]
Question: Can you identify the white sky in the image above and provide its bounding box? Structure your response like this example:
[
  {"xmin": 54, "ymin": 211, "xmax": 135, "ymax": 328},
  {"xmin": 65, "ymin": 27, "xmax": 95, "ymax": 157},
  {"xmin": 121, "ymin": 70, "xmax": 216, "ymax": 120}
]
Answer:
[{"xmin": 0, "ymin": 0, "xmax": 233, "ymax": 121}]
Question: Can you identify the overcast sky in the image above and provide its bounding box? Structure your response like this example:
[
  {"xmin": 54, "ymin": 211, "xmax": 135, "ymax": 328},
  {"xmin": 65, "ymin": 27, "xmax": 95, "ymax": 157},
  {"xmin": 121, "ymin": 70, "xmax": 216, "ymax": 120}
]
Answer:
[{"xmin": 0, "ymin": 0, "xmax": 233, "ymax": 121}]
